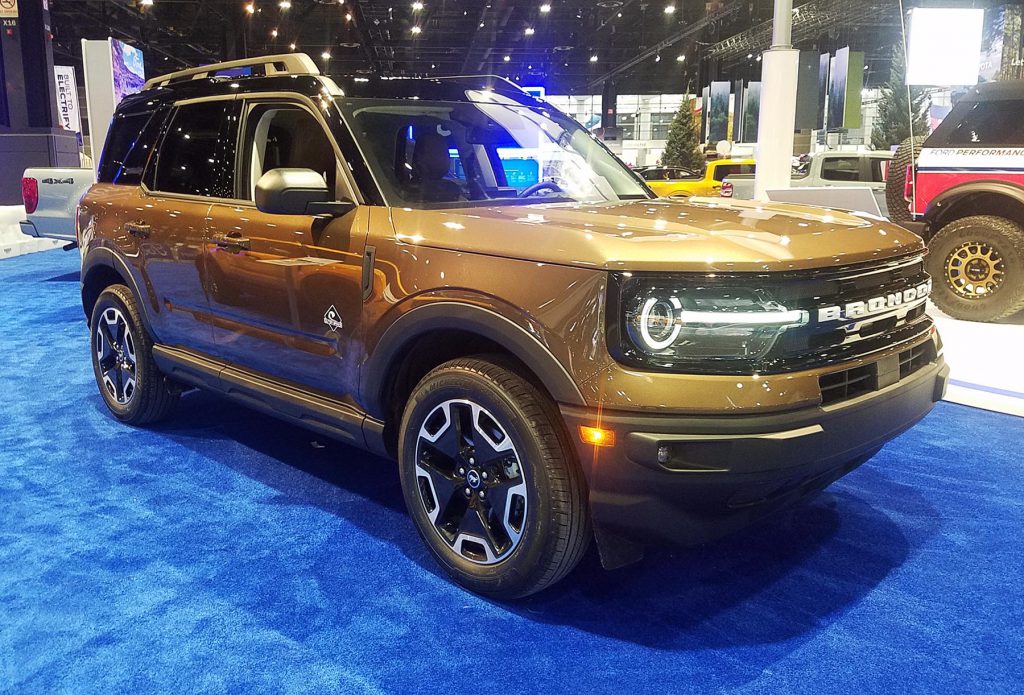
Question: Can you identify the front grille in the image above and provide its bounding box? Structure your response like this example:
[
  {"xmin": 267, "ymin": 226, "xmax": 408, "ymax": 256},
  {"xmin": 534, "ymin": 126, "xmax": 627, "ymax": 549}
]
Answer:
[
  {"xmin": 759, "ymin": 253, "xmax": 934, "ymax": 374},
  {"xmin": 819, "ymin": 339, "xmax": 937, "ymax": 406}
]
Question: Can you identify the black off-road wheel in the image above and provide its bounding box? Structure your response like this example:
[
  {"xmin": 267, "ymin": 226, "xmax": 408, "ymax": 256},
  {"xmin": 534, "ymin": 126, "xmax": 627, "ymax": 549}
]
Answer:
[
  {"xmin": 90, "ymin": 284, "xmax": 179, "ymax": 424},
  {"xmin": 398, "ymin": 357, "xmax": 590, "ymax": 599},
  {"xmin": 925, "ymin": 215, "xmax": 1024, "ymax": 322},
  {"xmin": 886, "ymin": 135, "xmax": 925, "ymax": 222}
]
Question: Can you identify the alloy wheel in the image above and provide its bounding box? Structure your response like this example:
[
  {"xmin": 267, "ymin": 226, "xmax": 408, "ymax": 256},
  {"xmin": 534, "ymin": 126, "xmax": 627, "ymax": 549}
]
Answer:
[
  {"xmin": 945, "ymin": 241, "xmax": 1006, "ymax": 299},
  {"xmin": 414, "ymin": 399, "xmax": 528, "ymax": 565},
  {"xmin": 94, "ymin": 306, "xmax": 137, "ymax": 405}
]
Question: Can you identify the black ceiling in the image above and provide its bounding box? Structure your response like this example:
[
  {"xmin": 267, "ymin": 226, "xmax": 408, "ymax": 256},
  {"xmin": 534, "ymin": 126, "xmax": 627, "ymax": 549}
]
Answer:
[{"xmin": 47, "ymin": 1, "xmax": 956, "ymax": 94}]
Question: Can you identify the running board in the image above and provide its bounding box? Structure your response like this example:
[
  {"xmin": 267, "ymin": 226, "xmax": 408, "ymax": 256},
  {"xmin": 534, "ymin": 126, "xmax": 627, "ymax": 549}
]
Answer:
[{"xmin": 152, "ymin": 345, "xmax": 388, "ymax": 457}]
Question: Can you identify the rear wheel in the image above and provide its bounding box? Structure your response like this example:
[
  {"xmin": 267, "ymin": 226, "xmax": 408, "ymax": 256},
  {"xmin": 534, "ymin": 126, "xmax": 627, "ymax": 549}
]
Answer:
[
  {"xmin": 90, "ymin": 284, "xmax": 179, "ymax": 424},
  {"xmin": 398, "ymin": 357, "xmax": 590, "ymax": 598},
  {"xmin": 925, "ymin": 215, "xmax": 1024, "ymax": 322}
]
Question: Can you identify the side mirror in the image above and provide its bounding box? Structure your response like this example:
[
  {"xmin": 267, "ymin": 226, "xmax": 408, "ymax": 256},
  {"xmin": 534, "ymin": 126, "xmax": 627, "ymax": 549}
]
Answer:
[{"xmin": 255, "ymin": 168, "xmax": 339, "ymax": 215}]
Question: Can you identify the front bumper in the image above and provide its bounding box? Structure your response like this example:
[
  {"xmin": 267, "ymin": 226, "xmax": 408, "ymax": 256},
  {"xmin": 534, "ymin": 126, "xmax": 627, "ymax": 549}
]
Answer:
[{"xmin": 561, "ymin": 356, "xmax": 948, "ymax": 565}]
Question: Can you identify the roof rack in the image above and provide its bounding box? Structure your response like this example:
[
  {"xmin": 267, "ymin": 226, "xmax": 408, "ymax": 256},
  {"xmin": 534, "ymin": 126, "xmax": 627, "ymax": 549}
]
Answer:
[{"xmin": 142, "ymin": 53, "xmax": 319, "ymax": 91}]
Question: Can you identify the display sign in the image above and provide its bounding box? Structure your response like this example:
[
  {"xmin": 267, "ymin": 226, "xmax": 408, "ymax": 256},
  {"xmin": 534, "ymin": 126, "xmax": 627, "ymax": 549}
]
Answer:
[
  {"xmin": 0, "ymin": 0, "xmax": 18, "ymax": 20},
  {"xmin": 906, "ymin": 8, "xmax": 984, "ymax": 86},
  {"xmin": 741, "ymin": 82, "xmax": 761, "ymax": 143},
  {"xmin": 708, "ymin": 81, "xmax": 730, "ymax": 143},
  {"xmin": 111, "ymin": 39, "xmax": 146, "ymax": 104},
  {"xmin": 827, "ymin": 47, "xmax": 863, "ymax": 130},
  {"xmin": 54, "ymin": 66, "xmax": 82, "ymax": 135}
]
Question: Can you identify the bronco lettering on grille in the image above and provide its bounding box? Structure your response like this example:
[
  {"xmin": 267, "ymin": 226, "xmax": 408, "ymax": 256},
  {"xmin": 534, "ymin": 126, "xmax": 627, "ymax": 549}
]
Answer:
[{"xmin": 817, "ymin": 279, "xmax": 932, "ymax": 322}]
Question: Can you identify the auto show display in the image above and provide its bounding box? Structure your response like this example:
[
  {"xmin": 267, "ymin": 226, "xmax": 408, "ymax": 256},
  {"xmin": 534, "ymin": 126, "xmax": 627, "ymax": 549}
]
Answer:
[{"xmin": 75, "ymin": 55, "xmax": 948, "ymax": 598}]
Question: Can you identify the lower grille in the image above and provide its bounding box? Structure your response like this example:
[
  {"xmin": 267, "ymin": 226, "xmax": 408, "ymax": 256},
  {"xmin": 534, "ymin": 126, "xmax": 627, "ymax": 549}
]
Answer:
[{"xmin": 819, "ymin": 339, "xmax": 937, "ymax": 406}]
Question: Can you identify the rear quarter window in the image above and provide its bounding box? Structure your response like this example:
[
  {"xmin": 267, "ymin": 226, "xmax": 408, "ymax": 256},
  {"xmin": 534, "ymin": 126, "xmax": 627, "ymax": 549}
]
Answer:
[
  {"xmin": 929, "ymin": 99, "xmax": 1024, "ymax": 147},
  {"xmin": 97, "ymin": 110, "xmax": 167, "ymax": 185}
]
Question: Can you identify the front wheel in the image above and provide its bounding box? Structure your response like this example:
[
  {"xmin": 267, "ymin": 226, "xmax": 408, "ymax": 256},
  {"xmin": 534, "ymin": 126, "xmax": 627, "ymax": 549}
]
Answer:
[
  {"xmin": 398, "ymin": 357, "xmax": 590, "ymax": 598},
  {"xmin": 925, "ymin": 215, "xmax": 1024, "ymax": 322}
]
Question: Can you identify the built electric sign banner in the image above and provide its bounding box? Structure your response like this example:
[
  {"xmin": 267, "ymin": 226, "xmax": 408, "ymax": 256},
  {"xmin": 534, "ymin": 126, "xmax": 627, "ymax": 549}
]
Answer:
[{"xmin": 54, "ymin": 66, "xmax": 82, "ymax": 135}]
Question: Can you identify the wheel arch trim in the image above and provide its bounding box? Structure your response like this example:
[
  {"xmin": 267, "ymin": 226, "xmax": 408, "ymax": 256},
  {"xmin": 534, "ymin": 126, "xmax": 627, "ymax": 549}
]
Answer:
[
  {"xmin": 360, "ymin": 301, "xmax": 587, "ymax": 418},
  {"xmin": 81, "ymin": 247, "xmax": 156, "ymax": 338}
]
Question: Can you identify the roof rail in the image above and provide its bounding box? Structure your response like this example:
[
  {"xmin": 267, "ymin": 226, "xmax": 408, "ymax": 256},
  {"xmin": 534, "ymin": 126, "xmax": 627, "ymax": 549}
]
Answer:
[{"xmin": 142, "ymin": 53, "xmax": 319, "ymax": 91}]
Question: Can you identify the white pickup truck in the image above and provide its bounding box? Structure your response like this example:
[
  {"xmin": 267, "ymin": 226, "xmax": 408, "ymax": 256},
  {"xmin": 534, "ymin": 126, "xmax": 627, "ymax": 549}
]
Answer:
[
  {"xmin": 721, "ymin": 151, "xmax": 893, "ymax": 216},
  {"xmin": 20, "ymin": 167, "xmax": 96, "ymax": 245}
]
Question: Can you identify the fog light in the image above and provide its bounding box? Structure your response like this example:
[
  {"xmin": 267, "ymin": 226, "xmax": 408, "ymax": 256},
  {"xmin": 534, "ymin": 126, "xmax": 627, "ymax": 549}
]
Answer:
[{"xmin": 579, "ymin": 426, "xmax": 615, "ymax": 447}]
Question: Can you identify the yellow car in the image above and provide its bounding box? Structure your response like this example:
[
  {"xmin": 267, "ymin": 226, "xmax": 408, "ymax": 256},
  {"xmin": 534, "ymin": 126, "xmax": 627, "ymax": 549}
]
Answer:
[{"xmin": 646, "ymin": 158, "xmax": 756, "ymax": 198}]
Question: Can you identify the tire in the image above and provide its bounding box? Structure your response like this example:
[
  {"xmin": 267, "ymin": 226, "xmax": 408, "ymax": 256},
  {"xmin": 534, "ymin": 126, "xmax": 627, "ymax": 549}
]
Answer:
[
  {"xmin": 90, "ymin": 284, "xmax": 179, "ymax": 424},
  {"xmin": 886, "ymin": 135, "xmax": 925, "ymax": 223},
  {"xmin": 398, "ymin": 356, "xmax": 590, "ymax": 599},
  {"xmin": 925, "ymin": 215, "xmax": 1024, "ymax": 322}
]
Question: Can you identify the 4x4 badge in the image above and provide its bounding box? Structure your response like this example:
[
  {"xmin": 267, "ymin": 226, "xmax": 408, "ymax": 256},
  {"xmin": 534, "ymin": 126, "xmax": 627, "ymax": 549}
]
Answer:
[{"xmin": 324, "ymin": 305, "xmax": 344, "ymax": 332}]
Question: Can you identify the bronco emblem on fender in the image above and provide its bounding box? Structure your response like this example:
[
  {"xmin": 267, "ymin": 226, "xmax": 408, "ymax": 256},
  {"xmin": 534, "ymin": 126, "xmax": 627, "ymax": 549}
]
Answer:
[{"xmin": 323, "ymin": 305, "xmax": 343, "ymax": 331}]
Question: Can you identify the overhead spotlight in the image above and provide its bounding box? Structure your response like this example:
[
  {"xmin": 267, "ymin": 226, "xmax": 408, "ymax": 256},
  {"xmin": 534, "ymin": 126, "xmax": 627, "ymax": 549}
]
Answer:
[
  {"xmin": 479, "ymin": 22, "xmax": 484, "ymax": 27},
  {"xmin": 290, "ymin": 42, "xmax": 297, "ymax": 50},
  {"xmin": 140, "ymin": 0, "xmax": 154, "ymax": 6},
  {"xmin": 676, "ymin": 54, "xmax": 685, "ymax": 62},
  {"xmin": 322, "ymin": 51, "xmax": 331, "ymax": 60},
  {"xmin": 412, "ymin": 1, "xmax": 424, "ymax": 10},
  {"xmin": 756, "ymin": 55, "xmax": 762, "ymax": 62},
  {"xmin": 271, "ymin": 28, "xmax": 278, "ymax": 37},
  {"xmin": 747, "ymin": 53, "xmax": 753, "ymax": 59},
  {"xmin": 525, "ymin": 27, "xmax": 535, "ymax": 36},
  {"xmin": 345, "ymin": 13, "xmax": 352, "ymax": 20},
  {"xmin": 589, "ymin": 54, "xmax": 598, "ymax": 62},
  {"xmin": 540, "ymin": 3, "xmax": 551, "ymax": 13},
  {"xmin": 279, "ymin": 0, "xmax": 292, "ymax": 9},
  {"xmin": 503, "ymin": 55, "xmax": 511, "ymax": 62},
  {"xmin": 664, "ymin": 4, "xmax": 675, "ymax": 14},
  {"xmin": 244, "ymin": 3, "xmax": 255, "ymax": 15},
  {"xmin": 431, "ymin": 63, "xmax": 436, "ymax": 68},
  {"xmin": 411, "ymin": 25, "xmax": 422, "ymax": 34},
  {"xmin": 655, "ymin": 54, "xmax": 661, "ymax": 62}
]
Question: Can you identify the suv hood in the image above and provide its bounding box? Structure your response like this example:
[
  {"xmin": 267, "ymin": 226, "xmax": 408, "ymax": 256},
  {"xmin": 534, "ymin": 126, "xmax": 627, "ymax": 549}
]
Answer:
[{"xmin": 389, "ymin": 198, "xmax": 924, "ymax": 272}]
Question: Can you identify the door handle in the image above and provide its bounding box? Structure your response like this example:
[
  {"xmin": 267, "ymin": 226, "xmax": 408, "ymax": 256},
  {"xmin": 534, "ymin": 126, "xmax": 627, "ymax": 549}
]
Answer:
[
  {"xmin": 212, "ymin": 232, "xmax": 251, "ymax": 251},
  {"xmin": 124, "ymin": 221, "xmax": 151, "ymax": 238}
]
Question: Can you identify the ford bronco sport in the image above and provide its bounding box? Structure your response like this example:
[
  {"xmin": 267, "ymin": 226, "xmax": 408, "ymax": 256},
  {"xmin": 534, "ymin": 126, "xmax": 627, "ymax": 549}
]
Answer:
[
  {"xmin": 78, "ymin": 54, "xmax": 948, "ymax": 598},
  {"xmin": 904, "ymin": 81, "xmax": 1024, "ymax": 322}
]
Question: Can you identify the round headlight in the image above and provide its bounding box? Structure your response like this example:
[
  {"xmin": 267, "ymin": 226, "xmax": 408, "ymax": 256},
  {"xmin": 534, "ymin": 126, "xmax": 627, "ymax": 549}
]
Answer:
[{"xmin": 639, "ymin": 296, "xmax": 682, "ymax": 350}]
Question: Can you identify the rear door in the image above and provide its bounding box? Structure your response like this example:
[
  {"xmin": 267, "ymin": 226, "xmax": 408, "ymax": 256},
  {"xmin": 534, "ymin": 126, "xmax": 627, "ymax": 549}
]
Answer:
[
  {"xmin": 203, "ymin": 97, "xmax": 369, "ymax": 400},
  {"xmin": 139, "ymin": 98, "xmax": 240, "ymax": 352}
]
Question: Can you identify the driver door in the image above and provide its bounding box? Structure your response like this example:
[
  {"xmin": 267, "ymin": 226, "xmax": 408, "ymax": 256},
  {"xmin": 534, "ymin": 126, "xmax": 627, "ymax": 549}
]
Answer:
[{"xmin": 204, "ymin": 99, "xmax": 368, "ymax": 400}]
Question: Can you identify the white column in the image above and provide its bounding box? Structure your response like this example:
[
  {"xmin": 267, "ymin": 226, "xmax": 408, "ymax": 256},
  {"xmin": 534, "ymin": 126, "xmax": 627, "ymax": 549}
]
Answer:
[{"xmin": 753, "ymin": 0, "xmax": 799, "ymax": 201}]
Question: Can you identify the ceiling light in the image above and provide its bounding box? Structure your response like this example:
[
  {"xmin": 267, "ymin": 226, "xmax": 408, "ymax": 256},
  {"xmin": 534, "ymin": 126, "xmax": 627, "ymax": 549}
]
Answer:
[
  {"xmin": 676, "ymin": 54, "xmax": 685, "ymax": 62},
  {"xmin": 279, "ymin": 1, "xmax": 292, "ymax": 9},
  {"xmin": 140, "ymin": 0, "xmax": 154, "ymax": 6},
  {"xmin": 289, "ymin": 42, "xmax": 297, "ymax": 50},
  {"xmin": 345, "ymin": 13, "xmax": 352, "ymax": 20},
  {"xmin": 747, "ymin": 53, "xmax": 753, "ymax": 59},
  {"xmin": 525, "ymin": 27, "xmax": 535, "ymax": 36},
  {"xmin": 321, "ymin": 51, "xmax": 331, "ymax": 60},
  {"xmin": 411, "ymin": 25, "xmax": 422, "ymax": 34},
  {"xmin": 664, "ymin": 4, "xmax": 675, "ymax": 14},
  {"xmin": 479, "ymin": 22, "xmax": 484, "ymax": 27},
  {"xmin": 655, "ymin": 54, "xmax": 661, "ymax": 62},
  {"xmin": 589, "ymin": 55, "xmax": 598, "ymax": 62},
  {"xmin": 271, "ymin": 28, "xmax": 278, "ymax": 37},
  {"xmin": 540, "ymin": 3, "xmax": 551, "ymax": 13},
  {"xmin": 503, "ymin": 55, "xmax": 511, "ymax": 62},
  {"xmin": 244, "ymin": 3, "xmax": 255, "ymax": 15},
  {"xmin": 412, "ymin": 1, "xmax": 424, "ymax": 10}
]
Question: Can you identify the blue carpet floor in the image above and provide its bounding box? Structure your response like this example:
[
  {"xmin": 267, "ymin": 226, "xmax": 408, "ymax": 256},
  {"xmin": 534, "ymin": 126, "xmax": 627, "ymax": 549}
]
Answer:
[{"xmin": 1, "ymin": 250, "xmax": 1022, "ymax": 694}]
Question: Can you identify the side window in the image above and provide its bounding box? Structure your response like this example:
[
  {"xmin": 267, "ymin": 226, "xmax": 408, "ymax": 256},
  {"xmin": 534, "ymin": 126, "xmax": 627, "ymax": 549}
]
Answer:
[
  {"xmin": 820, "ymin": 157, "xmax": 861, "ymax": 182},
  {"xmin": 242, "ymin": 103, "xmax": 339, "ymax": 200},
  {"xmin": 870, "ymin": 158, "xmax": 889, "ymax": 183},
  {"xmin": 152, "ymin": 101, "xmax": 237, "ymax": 198},
  {"xmin": 713, "ymin": 164, "xmax": 754, "ymax": 181},
  {"xmin": 97, "ymin": 109, "xmax": 167, "ymax": 185},
  {"xmin": 941, "ymin": 100, "xmax": 1024, "ymax": 146}
]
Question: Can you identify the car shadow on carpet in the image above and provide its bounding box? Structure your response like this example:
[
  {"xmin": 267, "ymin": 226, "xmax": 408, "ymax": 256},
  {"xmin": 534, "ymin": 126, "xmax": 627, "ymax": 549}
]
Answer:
[
  {"xmin": 137, "ymin": 389, "xmax": 936, "ymax": 651},
  {"xmin": 45, "ymin": 270, "xmax": 81, "ymax": 282}
]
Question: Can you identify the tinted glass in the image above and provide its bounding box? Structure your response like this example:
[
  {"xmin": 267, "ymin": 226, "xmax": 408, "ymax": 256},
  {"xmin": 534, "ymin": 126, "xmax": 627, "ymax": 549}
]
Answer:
[
  {"xmin": 869, "ymin": 158, "xmax": 888, "ymax": 183},
  {"xmin": 713, "ymin": 163, "xmax": 754, "ymax": 181},
  {"xmin": 97, "ymin": 110, "xmax": 166, "ymax": 185},
  {"xmin": 339, "ymin": 97, "xmax": 649, "ymax": 208},
  {"xmin": 153, "ymin": 101, "xmax": 237, "ymax": 198},
  {"xmin": 938, "ymin": 100, "xmax": 1024, "ymax": 146},
  {"xmin": 820, "ymin": 157, "xmax": 861, "ymax": 182},
  {"xmin": 242, "ymin": 104, "xmax": 338, "ymax": 200}
]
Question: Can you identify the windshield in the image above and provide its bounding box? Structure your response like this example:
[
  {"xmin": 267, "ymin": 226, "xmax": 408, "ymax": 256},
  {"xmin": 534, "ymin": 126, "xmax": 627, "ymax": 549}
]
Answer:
[{"xmin": 337, "ymin": 94, "xmax": 651, "ymax": 208}]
